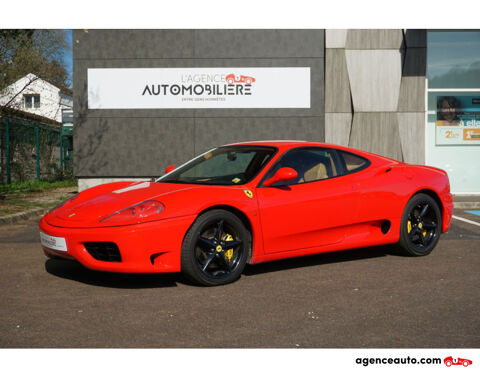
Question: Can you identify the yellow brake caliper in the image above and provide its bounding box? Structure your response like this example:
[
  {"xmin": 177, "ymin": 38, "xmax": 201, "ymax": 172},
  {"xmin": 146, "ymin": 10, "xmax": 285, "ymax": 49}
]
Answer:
[
  {"xmin": 222, "ymin": 233, "xmax": 234, "ymax": 262},
  {"xmin": 407, "ymin": 220, "xmax": 412, "ymax": 234}
]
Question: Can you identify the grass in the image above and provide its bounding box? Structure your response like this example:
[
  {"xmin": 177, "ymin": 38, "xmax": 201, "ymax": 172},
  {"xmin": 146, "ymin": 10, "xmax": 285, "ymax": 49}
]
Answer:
[
  {"xmin": 0, "ymin": 180, "xmax": 78, "ymax": 217},
  {"xmin": 0, "ymin": 180, "xmax": 77, "ymax": 194},
  {"xmin": 4, "ymin": 199, "xmax": 53, "ymax": 208}
]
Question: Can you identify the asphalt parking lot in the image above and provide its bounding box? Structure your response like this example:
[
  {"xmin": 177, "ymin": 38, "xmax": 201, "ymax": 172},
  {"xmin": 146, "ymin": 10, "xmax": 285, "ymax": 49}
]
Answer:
[{"xmin": 0, "ymin": 210, "xmax": 479, "ymax": 348}]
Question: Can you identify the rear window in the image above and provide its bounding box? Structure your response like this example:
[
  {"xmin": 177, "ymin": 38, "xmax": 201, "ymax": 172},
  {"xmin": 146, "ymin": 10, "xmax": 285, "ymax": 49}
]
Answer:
[{"xmin": 339, "ymin": 151, "xmax": 369, "ymax": 173}]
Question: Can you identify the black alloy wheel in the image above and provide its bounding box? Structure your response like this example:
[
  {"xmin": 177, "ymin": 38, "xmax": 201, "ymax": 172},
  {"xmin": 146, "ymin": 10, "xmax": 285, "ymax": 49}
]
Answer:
[
  {"xmin": 181, "ymin": 210, "xmax": 250, "ymax": 286},
  {"xmin": 398, "ymin": 193, "xmax": 442, "ymax": 256}
]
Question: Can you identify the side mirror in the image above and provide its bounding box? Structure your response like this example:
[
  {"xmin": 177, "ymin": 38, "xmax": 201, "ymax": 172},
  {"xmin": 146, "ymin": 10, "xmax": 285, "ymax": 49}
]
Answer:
[
  {"xmin": 165, "ymin": 164, "xmax": 175, "ymax": 174},
  {"xmin": 263, "ymin": 167, "xmax": 298, "ymax": 187}
]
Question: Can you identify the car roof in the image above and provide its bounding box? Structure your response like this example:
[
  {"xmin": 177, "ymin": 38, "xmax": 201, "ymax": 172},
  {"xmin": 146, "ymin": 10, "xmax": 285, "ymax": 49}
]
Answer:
[
  {"xmin": 224, "ymin": 140, "xmax": 401, "ymax": 164},
  {"xmin": 226, "ymin": 140, "xmax": 347, "ymax": 149}
]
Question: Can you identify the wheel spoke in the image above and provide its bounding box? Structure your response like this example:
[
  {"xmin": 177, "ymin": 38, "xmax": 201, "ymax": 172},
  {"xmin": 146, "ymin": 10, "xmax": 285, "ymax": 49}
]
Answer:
[
  {"xmin": 198, "ymin": 236, "xmax": 216, "ymax": 249},
  {"xmin": 419, "ymin": 203, "xmax": 429, "ymax": 218},
  {"xmin": 224, "ymin": 240, "xmax": 242, "ymax": 249},
  {"xmin": 201, "ymin": 252, "xmax": 217, "ymax": 272},
  {"xmin": 419, "ymin": 232, "xmax": 426, "ymax": 245},
  {"xmin": 423, "ymin": 222, "xmax": 436, "ymax": 229},
  {"xmin": 215, "ymin": 220, "xmax": 224, "ymax": 241},
  {"xmin": 218, "ymin": 254, "xmax": 232, "ymax": 272}
]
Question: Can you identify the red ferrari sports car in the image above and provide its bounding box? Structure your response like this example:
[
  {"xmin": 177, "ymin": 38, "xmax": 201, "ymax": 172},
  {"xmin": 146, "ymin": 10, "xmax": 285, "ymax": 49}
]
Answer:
[{"xmin": 39, "ymin": 141, "xmax": 453, "ymax": 286}]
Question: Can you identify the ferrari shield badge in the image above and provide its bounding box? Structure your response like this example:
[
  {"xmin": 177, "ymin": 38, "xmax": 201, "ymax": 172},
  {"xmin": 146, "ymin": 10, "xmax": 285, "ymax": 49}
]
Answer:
[{"xmin": 244, "ymin": 190, "xmax": 253, "ymax": 199}]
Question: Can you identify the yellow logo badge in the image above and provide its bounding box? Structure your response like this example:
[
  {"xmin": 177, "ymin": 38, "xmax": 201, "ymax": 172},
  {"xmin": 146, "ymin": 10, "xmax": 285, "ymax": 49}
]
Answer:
[
  {"xmin": 244, "ymin": 190, "xmax": 253, "ymax": 199},
  {"xmin": 68, "ymin": 213, "xmax": 76, "ymax": 218}
]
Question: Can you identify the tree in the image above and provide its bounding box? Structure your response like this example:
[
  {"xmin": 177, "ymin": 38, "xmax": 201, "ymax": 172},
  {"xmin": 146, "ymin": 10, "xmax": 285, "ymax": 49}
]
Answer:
[{"xmin": 0, "ymin": 29, "xmax": 70, "ymax": 109}]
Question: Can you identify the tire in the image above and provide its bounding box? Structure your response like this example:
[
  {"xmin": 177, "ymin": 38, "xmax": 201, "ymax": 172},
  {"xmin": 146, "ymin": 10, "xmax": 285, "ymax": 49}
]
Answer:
[
  {"xmin": 227, "ymin": 78, "xmax": 234, "ymax": 84},
  {"xmin": 398, "ymin": 193, "xmax": 442, "ymax": 256},
  {"xmin": 463, "ymin": 361, "xmax": 469, "ymax": 367},
  {"xmin": 446, "ymin": 361, "xmax": 452, "ymax": 367},
  {"xmin": 181, "ymin": 210, "xmax": 250, "ymax": 286}
]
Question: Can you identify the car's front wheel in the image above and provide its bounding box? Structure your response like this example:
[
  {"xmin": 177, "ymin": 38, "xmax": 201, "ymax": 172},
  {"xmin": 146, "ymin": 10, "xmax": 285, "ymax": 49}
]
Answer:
[
  {"xmin": 181, "ymin": 210, "xmax": 250, "ymax": 286},
  {"xmin": 398, "ymin": 193, "xmax": 442, "ymax": 256}
]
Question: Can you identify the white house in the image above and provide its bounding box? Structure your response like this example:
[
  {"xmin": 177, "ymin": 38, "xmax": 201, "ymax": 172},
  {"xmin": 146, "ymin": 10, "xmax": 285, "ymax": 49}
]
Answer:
[{"xmin": 0, "ymin": 73, "xmax": 73, "ymax": 123}]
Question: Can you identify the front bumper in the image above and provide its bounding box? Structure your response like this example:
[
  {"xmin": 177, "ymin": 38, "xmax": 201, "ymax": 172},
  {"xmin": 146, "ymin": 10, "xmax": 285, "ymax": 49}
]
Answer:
[{"xmin": 38, "ymin": 215, "xmax": 196, "ymax": 273}]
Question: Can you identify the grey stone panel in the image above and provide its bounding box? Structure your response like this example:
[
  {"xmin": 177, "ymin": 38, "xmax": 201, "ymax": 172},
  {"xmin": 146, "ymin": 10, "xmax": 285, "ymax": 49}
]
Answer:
[
  {"xmin": 325, "ymin": 29, "xmax": 348, "ymax": 48},
  {"xmin": 195, "ymin": 30, "xmax": 324, "ymax": 58},
  {"xmin": 194, "ymin": 117, "xmax": 324, "ymax": 154},
  {"xmin": 398, "ymin": 48, "xmax": 426, "ymax": 112},
  {"xmin": 325, "ymin": 113, "xmax": 352, "ymax": 147},
  {"xmin": 345, "ymin": 29, "xmax": 404, "ymax": 49},
  {"xmin": 74, "ymin": 117, "xmax": 195, "ymax": 177},
  {"xmin": 73, "ymin": 30, "xmax": 194, "ymax": 59},
  {"xmin": 74, "ymin": 58, "xmax": 323, "ymax": 119},
  {"xmin": 349, "ymin": 113, "xmax": 403, "ymax": 161},
  {"xmin": 325, "ymin": 49, "xmax": 351, "ymax": 113},
  {"xmin": 404, "ymin": 29, "xmax": 427, "ymax": 48},
  {"xmin": 345, "ymin": 50, "xmax": 402, "ymax": 112},
  {"xmin": 397, "ymin": 113, "xmax": 425, "ymax": 164}
]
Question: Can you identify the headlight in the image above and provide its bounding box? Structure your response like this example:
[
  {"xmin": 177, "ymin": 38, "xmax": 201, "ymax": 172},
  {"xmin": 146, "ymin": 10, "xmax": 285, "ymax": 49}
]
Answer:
[
  {"xmin": 100, "ymin": 200, "xmax": 165, "ymax": 223},
  {"xmin": 48, "ymin": 194, "xmax": 79, "ymax": 214}
]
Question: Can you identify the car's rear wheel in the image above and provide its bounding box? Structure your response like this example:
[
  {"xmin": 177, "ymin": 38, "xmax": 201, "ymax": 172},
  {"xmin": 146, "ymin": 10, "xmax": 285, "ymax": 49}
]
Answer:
[
  {"xmin": 181, "ymin": 210, "xmax": 250, "ymax": 286},
  {"xmin": 398, "ymin": 193, "xmax": 442, "ymax": 256},
  {"xmin": 446, "ymin": 361, "xmax": 452, "ymax": 367}
]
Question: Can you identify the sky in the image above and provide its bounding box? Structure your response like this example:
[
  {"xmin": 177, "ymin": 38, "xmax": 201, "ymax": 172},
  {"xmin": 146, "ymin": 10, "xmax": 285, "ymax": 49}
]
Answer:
[{"xmin": 63, "ymin": 29, "xmax": 73, "ymax": 88}]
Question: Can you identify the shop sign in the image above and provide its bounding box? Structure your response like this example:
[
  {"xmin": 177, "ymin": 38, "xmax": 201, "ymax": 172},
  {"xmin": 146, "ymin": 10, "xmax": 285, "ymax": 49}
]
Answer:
[{"xmin": 88, "ymin": 67, "xmax": 310, "ymax": 109}]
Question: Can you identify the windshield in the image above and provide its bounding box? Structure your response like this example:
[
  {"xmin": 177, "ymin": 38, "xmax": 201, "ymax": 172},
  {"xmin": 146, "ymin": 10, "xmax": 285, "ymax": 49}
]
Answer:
[{"xmin": 157, "ymin": 146, "xmax": 277, "ymax": 185}]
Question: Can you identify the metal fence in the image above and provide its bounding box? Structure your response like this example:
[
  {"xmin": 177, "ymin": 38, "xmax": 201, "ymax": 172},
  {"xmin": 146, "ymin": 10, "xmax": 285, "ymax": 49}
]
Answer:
[{"xmin": 0, "ymin": 115, "xmax": 73, "ymax": 184}]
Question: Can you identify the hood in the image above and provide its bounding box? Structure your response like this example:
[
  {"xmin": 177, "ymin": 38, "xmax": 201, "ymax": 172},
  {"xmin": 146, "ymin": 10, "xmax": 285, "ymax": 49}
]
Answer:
[{"xmin": 45, "ymin": 181, "xmax": 197, "ymax": 228}]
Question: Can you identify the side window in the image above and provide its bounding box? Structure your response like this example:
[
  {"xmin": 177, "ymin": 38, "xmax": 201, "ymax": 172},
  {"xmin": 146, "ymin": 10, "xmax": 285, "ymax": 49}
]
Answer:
[
  {"xmin": 339, "ymin": 151, "xmax": 369, "ymax": 173},
  {"xmin": 268, "ymin": 148, "xmax": 340, "ymax": 186}
]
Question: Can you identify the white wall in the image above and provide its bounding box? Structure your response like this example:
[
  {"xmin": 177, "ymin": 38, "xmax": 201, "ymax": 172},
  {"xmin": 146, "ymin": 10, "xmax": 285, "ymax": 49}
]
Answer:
[{"xmin": 0, "ymin": 73, "xmax": 72, "ymax": 123}]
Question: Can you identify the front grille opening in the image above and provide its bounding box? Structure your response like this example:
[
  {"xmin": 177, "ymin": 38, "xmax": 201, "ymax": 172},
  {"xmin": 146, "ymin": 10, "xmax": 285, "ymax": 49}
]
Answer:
[{"xmin": 84, "ymin": 242, "xmax": 122, "ymax": 262}]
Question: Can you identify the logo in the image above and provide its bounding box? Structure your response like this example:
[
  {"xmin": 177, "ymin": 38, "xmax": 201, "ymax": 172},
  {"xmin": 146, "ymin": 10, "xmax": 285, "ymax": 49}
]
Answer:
[
  {"xmin": 244, "ymin": 190, "xmax": 253, "ymax": 199},
  {"xmin": 444, "ymin": 356, "xmax": 472, "ymax": 367},
  {"xmin": 142, "ymin": 73, "xmax": 255, "ymax": 98},
  {"xmin": 225, "ymin": 74, "xmax": 256, "ymax": 85}
]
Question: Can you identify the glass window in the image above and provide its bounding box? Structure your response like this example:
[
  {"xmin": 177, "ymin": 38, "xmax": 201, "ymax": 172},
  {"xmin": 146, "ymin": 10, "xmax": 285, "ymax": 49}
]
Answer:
[
  {"xmin": 158, "ymin": 146, "xmax": 276, "ymax": 185},
  {"xmin": 24, "ymin": 94, "xmax": 40, "ymax": 109},
  {"xmin": 339, "ymin": 151, "xmax": 369, "ymax": 172},
  {"xmin": 266, "ymin": 148, "xmax": 340, "ymax": 186},
  {"xmin": 427, "ymin": 31, "xmax": 480, "ymax": 88},
  {"xmin": 24, "ymin": 95, "xmax": 32, "ymax": 108}
]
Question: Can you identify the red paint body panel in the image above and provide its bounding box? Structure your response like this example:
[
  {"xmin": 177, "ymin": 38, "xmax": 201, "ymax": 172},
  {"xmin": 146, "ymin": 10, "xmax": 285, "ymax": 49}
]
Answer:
[{"xmin": 39, "ymin": 141, "xmax": 453, "ymax": 274}]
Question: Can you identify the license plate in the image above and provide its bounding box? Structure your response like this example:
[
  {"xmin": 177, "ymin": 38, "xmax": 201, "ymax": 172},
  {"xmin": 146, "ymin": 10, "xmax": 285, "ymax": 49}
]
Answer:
[{"xmin": 40, "ymin": 232, "xmax": 67, "ymax": 252}]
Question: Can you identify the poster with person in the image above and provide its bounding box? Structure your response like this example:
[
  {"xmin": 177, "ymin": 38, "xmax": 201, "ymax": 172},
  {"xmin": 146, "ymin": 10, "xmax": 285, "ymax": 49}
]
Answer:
[{"xmin": 436, "ymin": 95, "xmax": 480, "ymax": 145}]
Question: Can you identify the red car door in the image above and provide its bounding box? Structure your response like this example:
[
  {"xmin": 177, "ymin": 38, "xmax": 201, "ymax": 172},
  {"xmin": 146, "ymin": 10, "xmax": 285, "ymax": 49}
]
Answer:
[{"xmin": 256, "ymin": 148, "xmax": 359, "ymax": 254}]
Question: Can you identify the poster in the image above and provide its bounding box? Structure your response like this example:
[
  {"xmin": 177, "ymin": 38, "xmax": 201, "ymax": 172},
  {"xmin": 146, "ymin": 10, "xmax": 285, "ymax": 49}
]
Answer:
[
  {"xmin": 88, "ymin": 67, "xmax": 310, "ymax": 109},
  {"xmin": 436, "ymin": 95, "xmax": 480, "ymax": 145}
]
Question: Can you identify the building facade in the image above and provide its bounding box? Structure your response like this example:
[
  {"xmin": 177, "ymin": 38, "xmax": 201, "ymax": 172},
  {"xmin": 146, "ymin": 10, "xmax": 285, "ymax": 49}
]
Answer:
[
  {"xmin": 73, "ymin": 29, "xmax": 480, "ymax": 193},
  {"xmin": 0, "ymin": 73, "xmax": 73, "ymax": 123}
]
